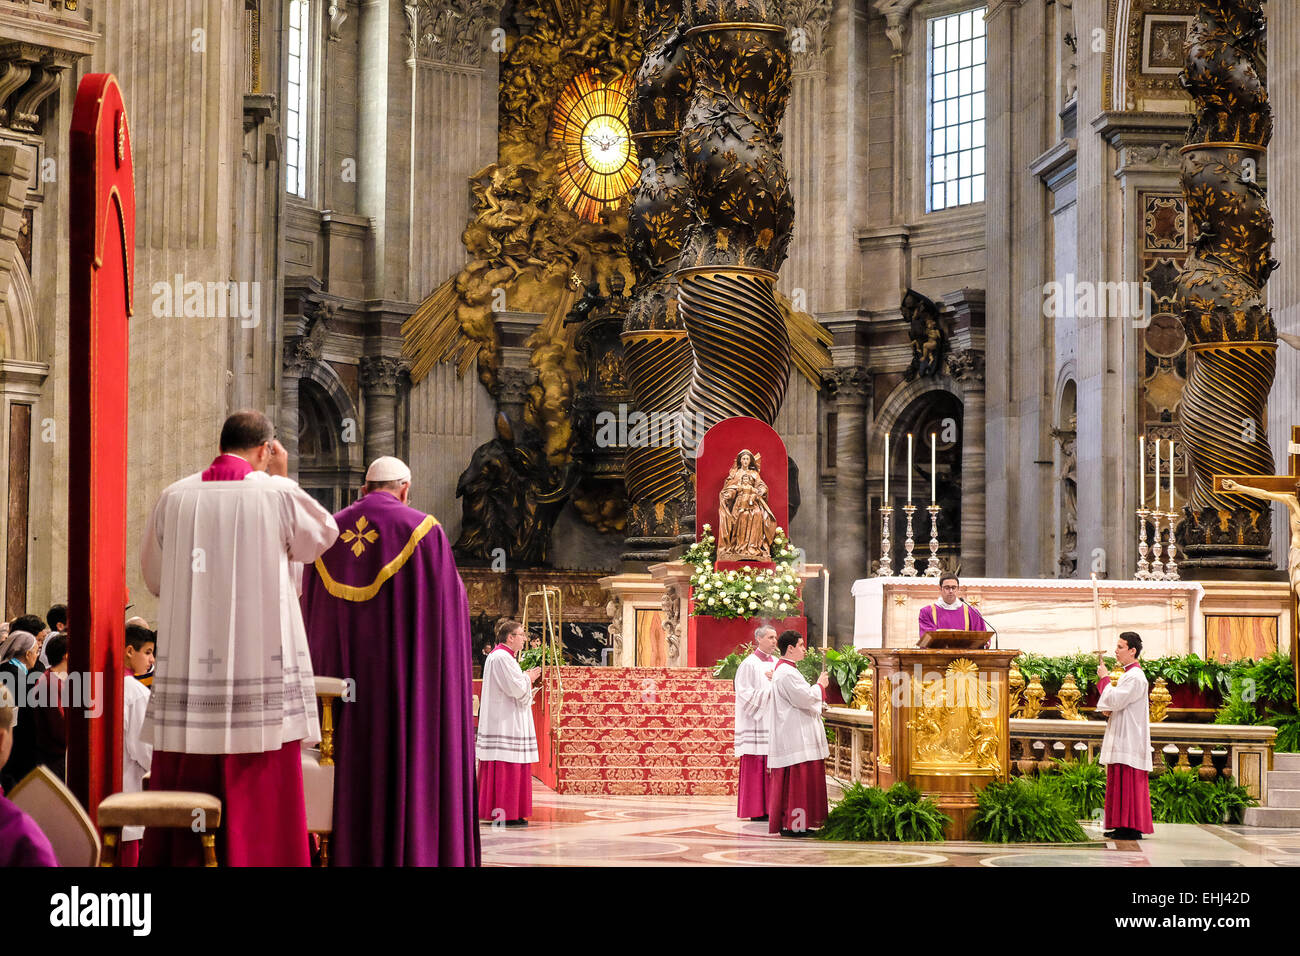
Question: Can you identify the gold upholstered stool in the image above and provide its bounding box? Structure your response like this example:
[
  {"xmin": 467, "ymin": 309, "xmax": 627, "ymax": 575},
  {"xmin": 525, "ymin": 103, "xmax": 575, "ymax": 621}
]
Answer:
[{"xmin": 96, "ymin": 792, "xmax": 223, "ymax": 866}]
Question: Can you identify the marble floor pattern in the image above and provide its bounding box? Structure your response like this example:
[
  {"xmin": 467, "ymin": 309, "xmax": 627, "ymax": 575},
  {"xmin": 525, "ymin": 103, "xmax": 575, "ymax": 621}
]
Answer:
[{"xmin": 479, "ymin": 780, "xmax": 1300, "ymax": 867}]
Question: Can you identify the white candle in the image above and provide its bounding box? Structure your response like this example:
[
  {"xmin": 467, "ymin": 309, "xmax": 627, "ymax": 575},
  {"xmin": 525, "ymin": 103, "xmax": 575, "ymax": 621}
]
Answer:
[
  {"xmin": 907, "ymin": 433, "xmax": 913, "ymax": 503},
  {"xmin": 1153, "ymin": 439, "xmax": 1161, "ymax": 511},
  {"xmin": 1139, "ymin": 436, "xmax": 1145, "ymax": 507},
  {"xmin": 884, "ymin": 434, "xmax": 889, "ymax": 502},
  {"xmin": 931, "ymin": 432, "xmax": 937, "ymax": 505}
]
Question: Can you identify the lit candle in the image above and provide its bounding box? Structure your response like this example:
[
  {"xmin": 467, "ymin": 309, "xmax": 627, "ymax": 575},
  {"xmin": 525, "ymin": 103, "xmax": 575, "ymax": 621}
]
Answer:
[
  {"xmin": 907, "ymin": 433, "xmax": 913, "ymax": 503},
  {"xmin": 931, "ymin": 432, "xmax": 937, "ymax": 505},
  {"xmin": 884, "ymin": 434, "xmax": 890, "ymax": 502},
  {"xmin": 1139, "ymin": 436, "xmax": 1145, "ymax": 508}
]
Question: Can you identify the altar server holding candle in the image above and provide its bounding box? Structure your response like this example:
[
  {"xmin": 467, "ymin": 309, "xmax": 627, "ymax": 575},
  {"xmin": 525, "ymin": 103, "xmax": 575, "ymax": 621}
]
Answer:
[
  {"xmin": 735, "ymin": 625, "xmax": 778, "ymax": 821},
  {"xmin": 477, "ymin": 619, "xmax": 541, "ymax": 826},
  {"xmin": 1096, "ymin": 631, "xmax": 1154, "ymax": 841},
  {"xmin": 766, "ymin": 630, "xmax": 829, "ymax": 836}
]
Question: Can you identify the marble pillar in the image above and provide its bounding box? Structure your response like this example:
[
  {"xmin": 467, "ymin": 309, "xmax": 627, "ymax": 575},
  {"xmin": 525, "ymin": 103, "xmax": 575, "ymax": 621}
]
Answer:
[
  {"xmin": 950, "ymin": 349, "xmax": 986, "ymax": 576},
  {"xmin": 359, "ymin": 356, "xmax": 405, "ymax": 465},
  {"xmin": 824, "ymin": 366, "xmax": 871, "ymax": 642}
]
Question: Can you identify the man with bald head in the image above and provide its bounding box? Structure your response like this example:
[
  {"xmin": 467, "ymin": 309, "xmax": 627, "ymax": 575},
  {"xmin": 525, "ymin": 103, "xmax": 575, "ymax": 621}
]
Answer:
[
  {"xmin": 302, "ymin": 456, "xmax": 479, "ymax": 866},
  {"xmin": 139, "ymin": 409, "xmax": 339, "ymax": 866}
]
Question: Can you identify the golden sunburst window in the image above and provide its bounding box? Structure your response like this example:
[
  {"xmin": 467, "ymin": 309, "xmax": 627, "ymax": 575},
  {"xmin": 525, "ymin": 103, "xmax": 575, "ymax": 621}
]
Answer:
[{"xmin": 549, "ymin": 70, "xmax": 638, "ymax": 223}]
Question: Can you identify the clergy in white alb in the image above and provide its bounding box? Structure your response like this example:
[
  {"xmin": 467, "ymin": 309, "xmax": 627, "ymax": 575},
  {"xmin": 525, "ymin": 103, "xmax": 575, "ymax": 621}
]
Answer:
[
  {"xmin": 476, "ymin": 619, "xmax": 541, "ymax": 825},
  {"xmin": 1096, "ymin": 630, "xmax": 1154, "ymax": 840},
  {"xmin": 138, "ymin": 410, "xmax": 339, "ymax": 866},
  {"xmin": 119, "ymin": 660, "xmax": 152, "ymax": 866},
  {"xmin": 734, "ymin": 625, "xmax": 778, "ymax": 821},
  {"xmin": 766, "ymin": 630, "xmax": 830, "ymax": 836}
]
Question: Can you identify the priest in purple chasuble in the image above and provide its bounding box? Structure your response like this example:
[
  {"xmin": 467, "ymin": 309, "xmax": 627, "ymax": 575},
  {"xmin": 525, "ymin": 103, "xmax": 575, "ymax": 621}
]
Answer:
[
  {"xmin": 918, "ymin": 573, "xmax": 987, "ymax": 639},
  {"xmin": 1096, "ymin": 631, "xmax": 1154, "ymax": 840},
  {"xmin": 301, "ymin": 456, "xmax": 480, "ymax": 867}
]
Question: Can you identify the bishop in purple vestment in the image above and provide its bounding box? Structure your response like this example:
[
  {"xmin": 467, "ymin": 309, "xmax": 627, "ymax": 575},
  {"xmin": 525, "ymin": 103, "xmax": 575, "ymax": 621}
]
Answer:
[
  {"xmin": 301, "ymin": 457, "xmax": 480, "ymax": 867},
  {"xmin": 918, "ymin": 573, "xmax": 988, "ymax": 642}
]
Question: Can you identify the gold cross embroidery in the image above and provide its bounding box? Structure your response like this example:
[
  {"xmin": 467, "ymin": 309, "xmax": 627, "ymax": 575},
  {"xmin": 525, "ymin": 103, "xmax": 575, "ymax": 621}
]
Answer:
[{"xmin": 341, "ymin": 515, "xmax": 379, "ymax": 557}]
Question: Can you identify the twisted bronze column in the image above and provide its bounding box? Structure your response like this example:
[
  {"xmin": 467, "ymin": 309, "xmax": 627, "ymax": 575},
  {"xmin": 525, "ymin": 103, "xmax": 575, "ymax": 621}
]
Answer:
[
  {"xmin": 1175, "ymin": 0, "xmax": 1278, "ymax": 572},
  {"xmin": 675, "ymin": 0, "xmax": 795, "ymax": 457},
  {"xmin": 623, "ymin": 0, "xmax": 697, "ymax": 562}
]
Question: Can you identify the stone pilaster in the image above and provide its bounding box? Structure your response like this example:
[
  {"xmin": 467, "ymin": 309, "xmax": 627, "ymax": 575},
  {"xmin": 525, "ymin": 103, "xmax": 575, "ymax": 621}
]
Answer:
[
  {"xmin": 823, "ymin": 365, "xmax": 871, "ymax": 642},
  {"xmin": 948, "ymin": 348, "xmax": 986, "ymax": 576},
  {"xmin": 359, "ymin": 355, "xmax": 406, "ymax": 464}
]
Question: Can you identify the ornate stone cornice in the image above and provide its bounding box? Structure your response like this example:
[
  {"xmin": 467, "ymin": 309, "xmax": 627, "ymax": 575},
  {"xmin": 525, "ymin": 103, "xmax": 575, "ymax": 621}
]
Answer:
[
  {"xmin": 0, "ymin": 42, "xmax": 80, "ymax": 133},
  {"xmin": 822, "ymin": 365, "xmax": 872, "ymax": 403},
  {"xmin": 403, "ymin": 0, "xmax": 502, "ymax": 67},
  {"xmin": 283, "ymin": 335, "xmax": 319, "ymax": 376},
  {"xmin": 784, "ymin": 0, "xmax": 833, "ymax": 70},
  {"xmin": 359, "ymin": 355, "xmax": 407, "ymax": 395},
  {"xmin": 947, "ymin": 349, "xmax": 985, "ymax": 386}
]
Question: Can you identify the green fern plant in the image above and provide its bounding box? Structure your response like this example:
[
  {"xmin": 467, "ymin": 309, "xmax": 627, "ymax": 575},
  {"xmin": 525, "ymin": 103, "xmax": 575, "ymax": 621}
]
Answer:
[
  {"xmin": 1047, "ymin": 757, "xmax": 1107, "ymax": 820},
  {"xmin": 1206, "ymin": 776, "xmax": 1257, "ymax": 824},
  {"xmin": 971, "ymin": 777, "xmax": 1088, "ymax": 843},
  {"xmin": 712, "ymin": 643, "xmax": 752, "ymax": 681},
  {"xmin": 1264, "ymin": 711, "xmax": 1300, "ymax": 753},
  {"xmin": 818, "ymin": 782, "xmax": 948, "ymax": 843},
  {"xmin": 1150, "ymin": 769, "xmax": 1214, "ymax": 824}
]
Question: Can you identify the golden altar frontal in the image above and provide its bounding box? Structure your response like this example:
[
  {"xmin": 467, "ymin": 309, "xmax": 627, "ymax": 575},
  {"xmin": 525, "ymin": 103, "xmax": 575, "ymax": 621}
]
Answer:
[{"xmin": 866, "ymin": 646, "xmax": 1018, "ymax": 839}]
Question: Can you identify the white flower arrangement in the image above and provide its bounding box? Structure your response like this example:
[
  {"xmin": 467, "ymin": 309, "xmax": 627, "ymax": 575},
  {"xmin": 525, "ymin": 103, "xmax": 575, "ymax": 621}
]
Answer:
[{"xmin": 681, "ymin": 527, "xmax": 804, "ymax": 621}]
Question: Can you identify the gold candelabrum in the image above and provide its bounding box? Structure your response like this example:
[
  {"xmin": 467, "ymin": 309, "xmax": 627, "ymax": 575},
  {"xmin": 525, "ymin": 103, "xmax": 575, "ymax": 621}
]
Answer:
[
  {"xmin": 1150, "ymin": 676, "xmax": 1172, "ymax": 722},
  {"xmin": 1057, "ymin": 674, "xmax": 1086, "ymax": 721},
  {"xmin": 1135, "ymin": 508, "xmax": 1152, "ymax": 580},
  {"xmin": 901, "ymin": 503, "xmax": 918, "ymax": 576},
  {"xmin": 877, "ymin": 504, "xmax": 894, "ymax": 577},
  {"xmin": 1021, "ymin": 676, "xmax": 1046, "ymax": 719},
  {"xmin": 1008, "ymin": 664, "xmax": 1025, "ymax": 718},
  {"xmin": 851, "ymin": 666, "xmax": 874, "ymax": 710},
  {"xmin": 924, "ymin": 503, "xmax": 942, "ymax": 577}
]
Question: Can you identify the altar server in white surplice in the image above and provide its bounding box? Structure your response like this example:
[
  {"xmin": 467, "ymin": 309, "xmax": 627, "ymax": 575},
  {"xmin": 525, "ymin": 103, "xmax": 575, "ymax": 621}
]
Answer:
[
  {"xmin": 735, "ymin": 625, "xmax": 778, "ymax": 821},
  {"xmin": 477, "ymin": 619, "xmax": 541, "ymax": 826},
  {"xmin": 139, "ymin": 410, "xmax": 339, "ymax": 867},
  {"xmin": 1096, "ymin": 630, "xmax": 1154, "ymax": 841},
  {"xmin": 766, "ymin": 630, "xmax": 829, "ymax": 837}
]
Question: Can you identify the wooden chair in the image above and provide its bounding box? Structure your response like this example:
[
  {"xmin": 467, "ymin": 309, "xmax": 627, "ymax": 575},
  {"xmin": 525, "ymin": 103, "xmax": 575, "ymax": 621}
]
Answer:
[
  {"xmin": 97, "ymin": 792, "xmax": 222, "ymax": 866},
  {"xmin": 302, "ymin": 676, "xmax": 347, "ymax": 866},
  {"xmin": 8, "ymin": 765, "xmax": 100, "ymax": 867}
]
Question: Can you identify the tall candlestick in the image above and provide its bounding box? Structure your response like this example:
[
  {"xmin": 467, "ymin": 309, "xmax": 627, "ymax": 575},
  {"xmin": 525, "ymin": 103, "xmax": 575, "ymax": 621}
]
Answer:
[
  {"xmin": 884, "ymin": 434, "xmax": 889, "ymax": 502},
  {"xmin": 931, "ymin": 432, "xmax": 937, "ymax": 505},
  {"xmin": 1139, "ymin": 436, "xmax": 1145, "ymax": 506},
  {"xmin": 907, "ymin": 433, "xmax": 913, "ymax": 503}
]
